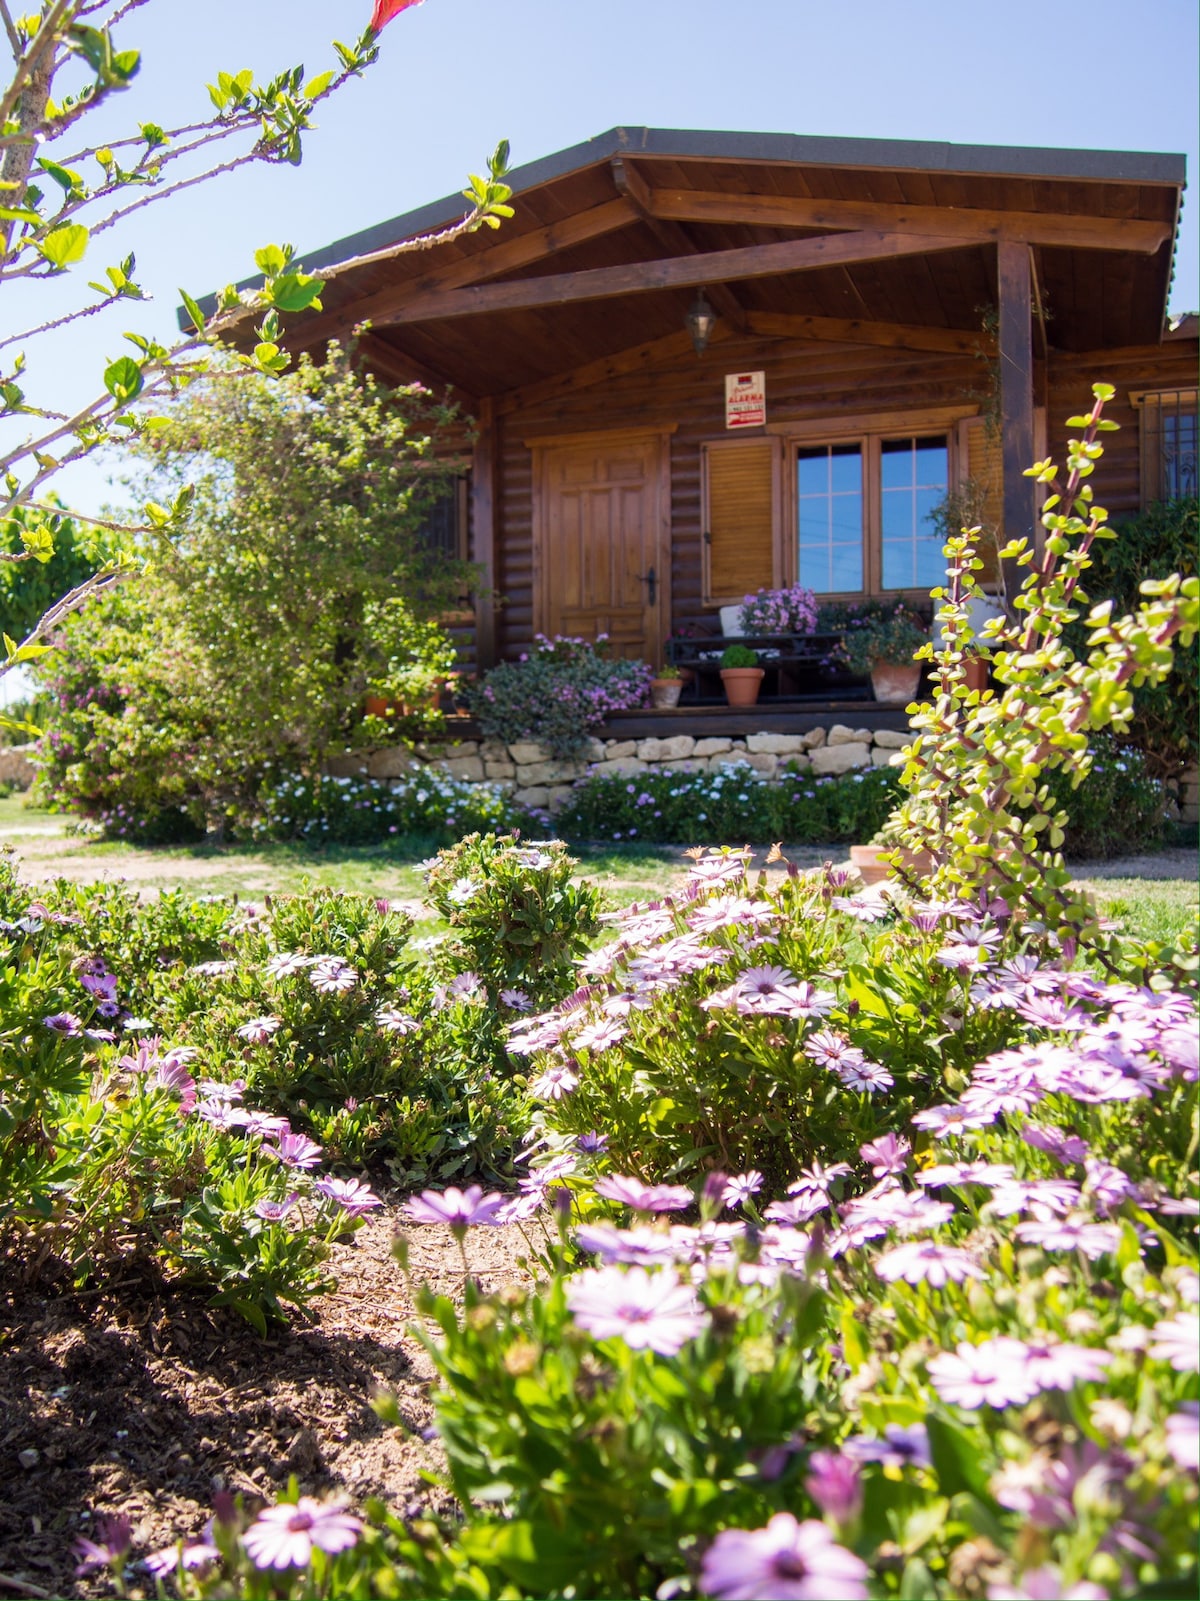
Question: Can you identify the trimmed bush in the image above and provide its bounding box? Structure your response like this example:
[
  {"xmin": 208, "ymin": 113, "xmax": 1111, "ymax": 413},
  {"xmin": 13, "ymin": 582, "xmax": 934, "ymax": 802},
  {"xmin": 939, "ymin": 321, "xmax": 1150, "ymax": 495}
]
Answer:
[{"xmin": 466, "ymin": 635, "xmax": 652, "ymax": 760}]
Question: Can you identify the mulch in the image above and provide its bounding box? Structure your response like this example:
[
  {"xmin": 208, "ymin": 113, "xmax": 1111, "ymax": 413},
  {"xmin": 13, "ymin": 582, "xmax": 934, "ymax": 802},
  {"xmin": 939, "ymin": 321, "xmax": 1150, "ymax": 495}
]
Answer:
[{"xmin": 0, "ymin": 1208, "xmax": 530, "ymax": 1600}]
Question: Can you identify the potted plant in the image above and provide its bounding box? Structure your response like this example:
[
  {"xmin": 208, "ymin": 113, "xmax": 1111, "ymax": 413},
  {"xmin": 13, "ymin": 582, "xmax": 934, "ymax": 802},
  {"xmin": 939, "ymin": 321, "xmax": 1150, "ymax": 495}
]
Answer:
[
  {"xmin": 718, "ymin": 643, "xmax": 765, "ymax": 708},
  {"xmin": 649, "ymin": 663, "xmax": 684, "ymax": 709},
  {"xmin": 836, "ymin": 607, "xmax": 928, "ymax": 705},
  {"xmin": 738, "ymin": 584, "xmax": 819, "ymax": 636}
]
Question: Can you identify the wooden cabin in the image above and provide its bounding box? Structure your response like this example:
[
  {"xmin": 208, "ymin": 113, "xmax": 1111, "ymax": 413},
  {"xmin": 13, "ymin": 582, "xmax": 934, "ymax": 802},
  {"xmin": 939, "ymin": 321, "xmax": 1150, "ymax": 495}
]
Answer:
[{"xmin": 271, "ymin": 128, "xmax": 1196, "ymax": 699}]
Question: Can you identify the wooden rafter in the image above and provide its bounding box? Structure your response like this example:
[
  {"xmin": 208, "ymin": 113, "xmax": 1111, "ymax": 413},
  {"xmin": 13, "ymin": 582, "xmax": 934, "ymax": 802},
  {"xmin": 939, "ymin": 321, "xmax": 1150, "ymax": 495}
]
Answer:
[
  {"xmin": 292, "ymin": 195, "xmax": 639, "ymax": 350},
  {"xmin": 644, "ymin": 188, "xmax": 1171, "ymax": 254},
  {"xmin": 744, "ymin": 310, "xmax": 991, "ymax": 356},
  {"xmin": 354, "ymin": 331, "xmax": 476, "ymax": 403},
  {"xmin": 375, "ymin": 230, "xmax": 975, "ymax": 328},
  {"xmin": 611, "ymin": 157, "xmax": 748, "ymax": 335},
  {"xmin": 495, "ymin": 324, "xmax": 735, "ymax": 417}
]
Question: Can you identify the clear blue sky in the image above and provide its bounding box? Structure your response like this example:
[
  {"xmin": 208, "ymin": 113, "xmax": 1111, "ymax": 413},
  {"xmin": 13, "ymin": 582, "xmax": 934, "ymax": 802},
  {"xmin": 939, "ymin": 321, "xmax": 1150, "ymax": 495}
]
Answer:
[{"xmin": 12, "ymin": 0, "xmax": 1199, "ymax": 514}]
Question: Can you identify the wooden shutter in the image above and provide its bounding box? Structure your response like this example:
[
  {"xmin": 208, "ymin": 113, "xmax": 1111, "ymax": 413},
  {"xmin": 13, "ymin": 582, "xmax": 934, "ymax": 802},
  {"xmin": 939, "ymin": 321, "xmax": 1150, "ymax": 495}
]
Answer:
[
  {"xmin": 957, "ymin": 417, "xmax": 1004, "ymax": 589},
  {"xmin": 702, "ymin": 437, "xmax": 778, "ymax": 606}
]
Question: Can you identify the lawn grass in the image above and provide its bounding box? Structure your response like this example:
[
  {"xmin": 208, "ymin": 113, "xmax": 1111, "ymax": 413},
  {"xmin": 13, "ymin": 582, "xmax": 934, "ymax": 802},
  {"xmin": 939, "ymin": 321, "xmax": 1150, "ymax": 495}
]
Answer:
[{"xmin": 1, "ymin": 793, "xmax": 1194, "ymax": 949}]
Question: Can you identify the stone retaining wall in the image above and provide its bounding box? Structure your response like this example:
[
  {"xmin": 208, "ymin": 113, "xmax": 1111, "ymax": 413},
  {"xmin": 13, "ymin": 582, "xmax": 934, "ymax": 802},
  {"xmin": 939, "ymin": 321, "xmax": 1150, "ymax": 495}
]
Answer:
[
  {"xmin": 1181, "ymin": 764, "xmax": 1199, "ymax": 826},
  {"xmin": 329, "ymin": 724, "xmax": 912, "ymax": 813}
]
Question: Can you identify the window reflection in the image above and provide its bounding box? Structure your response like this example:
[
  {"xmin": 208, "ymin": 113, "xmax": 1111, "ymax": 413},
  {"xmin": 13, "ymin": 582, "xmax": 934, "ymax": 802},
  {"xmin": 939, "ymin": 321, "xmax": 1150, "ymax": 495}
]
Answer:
[
  {"xmin": 798, "ymin": 443, "xmax": 863, "ymax": 593},
  {"xmin": 880, "ymin": 436, "xmax": 948, "ymax": 590}
]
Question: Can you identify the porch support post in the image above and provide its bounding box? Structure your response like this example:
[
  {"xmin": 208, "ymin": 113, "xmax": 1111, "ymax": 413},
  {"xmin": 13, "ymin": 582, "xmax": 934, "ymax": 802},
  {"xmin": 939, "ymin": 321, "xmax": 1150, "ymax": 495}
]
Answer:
[
  {"xmin": 471, "ymin": 396, "xmax": 498, "ymax": 672},
  {"xmin": 997, "ymin": 240, "xmax": 1037, "ymax": 601}
]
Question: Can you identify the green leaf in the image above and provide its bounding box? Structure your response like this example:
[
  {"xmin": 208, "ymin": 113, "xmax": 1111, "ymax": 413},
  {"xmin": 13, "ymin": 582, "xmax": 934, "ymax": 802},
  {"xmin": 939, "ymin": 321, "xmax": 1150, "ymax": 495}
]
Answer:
[
  {"xmin": 103, "ymin": 356, "xmax": 144, "ymax": 403},
  {"xmin": 254, "ymin": 244, "xmax": 288, "ymax": 276},
  {"xmin": 305, "ymin": 70, "xmax": 335, "ymax": 98},
  {"xmin": 37, "ymin": 223, "xmax": 90, "ymax": 268},
  {"xmin": 179, "ymin": 289, "xmax": 207, "ymax": 335},
  {"xmin": 268, "ymin": 273, "xmax": 324, "ymax": 313},
  {"xmin": 36, "ymin": 158, "xmax": 83, "ymax": 195},
  {"xmin": 925, "ymin": 1413, "xmax": 993, "ymax": 1500}
]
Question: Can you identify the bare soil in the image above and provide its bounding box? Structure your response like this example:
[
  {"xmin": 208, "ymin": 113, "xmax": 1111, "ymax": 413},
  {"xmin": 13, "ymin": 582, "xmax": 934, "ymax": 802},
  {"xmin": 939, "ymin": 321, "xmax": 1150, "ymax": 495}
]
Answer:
[{"xmin": 0, "ymin": 1208, "xmax": 530, "ymax": 1600}]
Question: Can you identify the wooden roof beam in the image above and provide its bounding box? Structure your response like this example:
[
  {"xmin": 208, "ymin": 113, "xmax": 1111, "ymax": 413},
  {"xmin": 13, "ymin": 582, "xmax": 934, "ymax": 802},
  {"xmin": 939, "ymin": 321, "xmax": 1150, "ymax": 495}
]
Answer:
[
  {"xmin": 290, "ymin": 195, "xmax": 639, "ymax": 351},
  {"xmin": 353, "ymin": 331, "xmax": 477, "ymax": 404},
  {"xmin": 644, "ymin": 189, "xmax": 1170, "ymax": 254},
  {"xmin": 375, "ymin": 230, "xmax": 976, "ymax": 328},
  {"xmin": 745, "ymin": 310, "xmax": 992, "ymax": 356},
  {"xmin": 611, "ymin": 157, "xmax": 748, "ymax": 335},
  {"xmin": 496, "ymin": 324, "xmax": 736, "ymax": 417}
]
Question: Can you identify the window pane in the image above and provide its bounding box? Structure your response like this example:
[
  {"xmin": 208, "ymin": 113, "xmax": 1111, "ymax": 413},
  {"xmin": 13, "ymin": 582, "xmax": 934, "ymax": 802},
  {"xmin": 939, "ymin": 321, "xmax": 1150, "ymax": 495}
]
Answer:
[
  {"xmin": 1164, "ymin": 411, "xmax": 1198, "ymax": 498},
  {"xmin": 880, "ymin": 436, "xmax": 947, "ymax": 591},
  {"xmin": 798, "ymin": 444, "xmax": 863, "ymax": 593}
]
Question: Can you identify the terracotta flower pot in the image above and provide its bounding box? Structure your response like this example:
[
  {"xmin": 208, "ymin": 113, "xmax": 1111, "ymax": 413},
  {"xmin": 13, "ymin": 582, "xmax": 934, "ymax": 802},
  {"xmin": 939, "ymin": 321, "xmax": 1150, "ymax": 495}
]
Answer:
[
  {"xmin": 849, "ymin": 844, "xmax": 932, "ymax": 887},
  {"xmin": 962, "ymin": 656, "xmax": 990, "ymax": 693},
  {"xmin": 650, "ymin": 678, "xmax": 683, "ymax": 709},
  {"xmin": 870, "ymin": 662, "xmax": 922, "ymax": 705},
  {"xmin": 720, "ymin": 667, "xmax": 765, "ymax": 708}
]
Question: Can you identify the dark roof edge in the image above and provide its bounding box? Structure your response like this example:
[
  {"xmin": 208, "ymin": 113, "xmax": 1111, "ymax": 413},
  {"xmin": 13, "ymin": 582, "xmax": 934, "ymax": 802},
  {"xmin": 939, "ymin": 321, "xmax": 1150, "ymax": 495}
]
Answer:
[{"xmin": 292, "ymin": 125, "xmax": 1190, "ymax": 277}]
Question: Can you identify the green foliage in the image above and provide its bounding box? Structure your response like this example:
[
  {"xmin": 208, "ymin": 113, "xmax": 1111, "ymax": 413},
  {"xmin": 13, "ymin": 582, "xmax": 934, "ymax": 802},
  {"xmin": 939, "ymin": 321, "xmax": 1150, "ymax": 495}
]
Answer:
[
  {"xmin": 558, "ymin": 761, "xmax": 902, "ymax": 846},
  {"xmin": 893, "ymin": 386, "xmax": 1199, "ymax": 961},
  {"xmin": 834, "ymin": 604, "xmax": 929, "ymax": 673},
  {"xmin": 423, "ymin": 834, "xmax": 604, "ymax": 1014},
  {"xmin": 1043, "ymin": 734, "xmax": 1169, "ymax": 859},
  {"xmin": 466, "ymin": 636, "xmax": 652, "ymax": 760},
  {"xmin": 1064, "ymin": 497, "xmax": 1198, "ymax": 779},
  {"xmin": 0, "ymin": 501, "xmax": 120, "ymax": 644},
  {"xmin": 719, "ymin": 642, "xmax": 760, "ymax": 668},
  {"xmin": 248, "ymin": 772, "xmax": 529, "ymax": 848}
]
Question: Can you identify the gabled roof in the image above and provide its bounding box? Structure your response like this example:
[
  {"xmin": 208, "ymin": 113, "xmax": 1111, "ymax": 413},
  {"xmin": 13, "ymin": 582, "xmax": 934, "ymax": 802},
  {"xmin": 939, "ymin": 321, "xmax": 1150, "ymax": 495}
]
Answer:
[{"xmin": 213, "ymin": 127, "xmax": 1188, "ymax": 399}]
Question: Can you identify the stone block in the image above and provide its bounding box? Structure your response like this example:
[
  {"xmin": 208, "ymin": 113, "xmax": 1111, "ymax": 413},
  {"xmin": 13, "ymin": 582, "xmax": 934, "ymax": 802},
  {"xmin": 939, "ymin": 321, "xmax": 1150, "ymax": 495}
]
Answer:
[
  {"xmin": 810, "ymin": 741, "xmax": 871, "ymax": 775},
  {"xmin": 692, "ymin": 737, "xmax": 732, "ymax": 757},
  {"xmin": 712, "ymin": 751, "xmax": 776, "ymax": 776},
  {"xmin": 637, "ymin": 735, "xmax": 696, "ymax": 762},
  {"xmin": 601, "ymin": 740, "xmax": 637, "ymax": 760},
  {"xmin": 657, "ymin": 758, "xmax": 706, "ymax": 773},
  {"xmin": 872, "ymin": 729, "xmax": 911, "ymax": 749},
  {"xmin": 801, "ymin": 728, "xmax": 827, "ymax": 750},
  {"xmin": 479, "ymin": 740, "xmax": 510, "ymax": 763},
  {"xmin": 417, "ymin": 739, "xmax": 477, "ymax": 761},
  {"xmin": 545, "ymin": 785, "xmax": 576, "ymax": 812},
  {"xmin": 870, "ymin": 748, "xmax": 896, "ymax": 767},
  {"xmin": 327, "ymin": 753, "xmax": 368, "ymax": 778},
  {"xmin": 516, "ymin": 760, "xmax": 585, "ymax": 787},
  {"xmin": 484, "ymin": 758, "xmax": 516, "ymax": 781},
  {"xmin": 508, "ymin": 741, "xmax": 548, "ymax": 766},
  {"xmin": 853, "ymin": 728, "xmax": 874, "ymax": 743},
  {"xmin": 826, "ymin": 724, "xmax": 862, "ymax": 747},
  {"xmin": 582, "ymin": 737, "xmax": 607, "ymax": 762},
  {"xmin": 366, "ymin": 747, "xmax": 419, "ymax": 780},
  {"xmin": 746, "ymin": 732, "xmax": 809, "ymax": 755},
  {"xmin": 514, "ymin": 786, "xmax": 550, "ymax": 809},
  {"xmin": 601, "ymin": 758, "xmax": 647, "ymax": 777},
  {"xmin": 438, "ymin": 756, "xmax": 485, "ymax": 782},
  {"xmin": 776, "ymin": 753, "xmax": 812, "ymax": 772}
]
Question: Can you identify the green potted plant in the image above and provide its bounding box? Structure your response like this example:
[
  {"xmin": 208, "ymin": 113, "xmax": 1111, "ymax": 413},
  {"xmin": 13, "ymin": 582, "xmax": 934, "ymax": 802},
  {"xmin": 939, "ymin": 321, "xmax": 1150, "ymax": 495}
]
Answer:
[
  {"xmin": 836, "ymin": 607, "xmax": 928, "ymax": 705},
  {"xmin": 718, "ymin": 643, "xmax": 765, "ymax": 708},
  {"xmin": 649, "ymin": 662, "xmax": 684, "ymax": 710}
]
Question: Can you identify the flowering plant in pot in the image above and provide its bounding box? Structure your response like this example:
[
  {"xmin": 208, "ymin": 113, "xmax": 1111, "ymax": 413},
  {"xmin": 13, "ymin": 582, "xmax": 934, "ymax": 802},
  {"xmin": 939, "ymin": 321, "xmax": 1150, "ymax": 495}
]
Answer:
[
  {"xmin": 649, "ymin": 663, "xmax": 684, "ymax": 710},
  {"xmin": 834, "ymin": 606, "xmax": 928, "ymax": 704},
  {"xmin": 719, "ymin": 643, "xmax": 764, "ymax": 708},
  {"xmin": 738, "ymin": 584, "xmax": 819, "ymax": 635}
]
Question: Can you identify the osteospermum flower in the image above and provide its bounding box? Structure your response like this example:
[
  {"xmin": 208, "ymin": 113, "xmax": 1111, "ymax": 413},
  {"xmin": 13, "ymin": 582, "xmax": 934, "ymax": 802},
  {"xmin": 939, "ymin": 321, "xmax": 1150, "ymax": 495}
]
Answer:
[
  {"xmin": 842, "ymin": 1423, "xmax": 931, "ymax": 1469},
  {"xmin": 144, "ymin": 1533, "xmax": 221, "ymax": 1579},
  {"xmin": 254, "ymin": 1193, "xmax": 299, "ymax": 1222},
  {"xmin": 73, "ymin": 1514, "xmax": 132, "ymax": 1576},
  {"xmin": 241, "ymin": 1498, "xmax": 362, "ymax": 1570},
  {"xmin": 375, "ymin": 1005, "xmax": 420, "ymax": 1034},
  {"xmin": 700, "ymin": 1512, "xmax": 869, "ymax": 1600},
  {"xmin": 500, "ymin": 988, "xmax": 532, "ymax": 1011},
  {"xmin": 530, "ymin": 1062, "xmax": 579, "ymax": 1100},
  {"xmin": 270, "ymin": 1133, "xmax": 324, "ymax": 1170},
  {"xmin": 837, "ymin": 1056, "xmax": 893, "ymax": 1092},
  {"xmin": 235, "ymin": 1015, "xmax": 282, "ymax": 1044},
  {"xmin": 874, "ymin": 1240, "xmax": 983, "ymax": 1287},
  {"xmin": 928, "ymin": 1338, "xmax": 1042, "ymax": 1409},
  {"xmin": 403, "ymin": 1185, "xmax": 506, "ymax": 1227},
  {"xmin": 1165, "ymin": 1403, "xmax": 1200, "ymax": 1469},
  {"xmin": 1148, "ymin": 1312, "xmax": 1200, "ymax": 1371},
  {"xmin": 859, "ymin": 1133, "xmax": 910, "ymax": 1177},
  {"xmin": 44, "ymin": 1011, "xmax": 83, "ymax": 1036},
  {"xmin": 314, "ymin": 1177, "xmax": 383, "ymax": 1217},
  {"xmin": 595, "ymin": 1174, "xmax": 693, "ymax": 1212},
  {"xmin": 309, "ymin": 957, "xmax": 358, "ymax": 994},
  {"xmin": 265, "ymin": 952, "xmax": 312, "ymax": 979},
  {"xmin": 565, "ymin": 1265, "xmax": 708, "ymax": 1355}
]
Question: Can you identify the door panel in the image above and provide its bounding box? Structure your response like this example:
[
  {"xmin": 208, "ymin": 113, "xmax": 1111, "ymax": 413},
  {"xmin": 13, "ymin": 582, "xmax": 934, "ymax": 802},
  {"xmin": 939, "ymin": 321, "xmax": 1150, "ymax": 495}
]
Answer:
[{"xmin": 535, "ymin": 433, "xmax": 667, "ymax": 661}]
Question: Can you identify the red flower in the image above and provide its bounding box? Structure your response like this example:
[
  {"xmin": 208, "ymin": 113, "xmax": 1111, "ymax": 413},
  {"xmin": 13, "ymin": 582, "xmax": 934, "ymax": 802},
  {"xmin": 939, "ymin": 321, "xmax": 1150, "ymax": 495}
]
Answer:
[{"xmin": 371, "ymin": 0, "xmax": 424, "ymax": 29}]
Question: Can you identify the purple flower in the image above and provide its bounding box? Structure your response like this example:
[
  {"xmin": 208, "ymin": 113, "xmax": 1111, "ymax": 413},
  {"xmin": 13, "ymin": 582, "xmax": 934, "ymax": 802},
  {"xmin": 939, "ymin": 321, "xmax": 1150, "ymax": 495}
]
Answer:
[
  {"xmin": 804, "ymin": 1451, "xmax": 862, "ymax": 1524},
  {"xmin": 376, "ymin": 1005, "xmax": 421, "ymax": 1034},
  {"xmin": 837, "ymin": 1056, "xmax": 893, "ymax": 1093},
  {"xmin": 144, "ymin": 1533, "xmax": 221, "ymax": 1579},
  {"xmin": 500, "ymin": 988, "xmax": 532, "ymax": 1011},
  {"xmin": 1148, "ymin": 1312, "xmax": 1199, "ymax": 1371},
  {"xmin": 80, "ymin": 971, "xmax": 118, "ymax": 1000},
  {"xmin": 314, "ymin": 1176, "xmax": 382, "ymax": 1217},
  {"xmin": 241, "ymin": 1497, "xmax": 362, "ymax": 1569},
  {"xmin": 722, "ymin": 1170, "xmax": 764, "ymax": 1207},
  {"xmin": 44, "ymin": 1011, "xmax": 83, "ymax": 1036},
  {"xmin": 1022, "ymin": 1124, "xmax": 1089, "ymax": 1165},
  {"xmin": 530, "ymin": 1062, "xmax": 579, "ymax": 1100},
  {"xmin": 266, "ymin": 952, "xmax": 312, "ymax": 978},
  {"xmin": 1014, "ymin": 1217, "xmax": 1121, "ymax": 1258},
  {"xmin": 1165, "ymin": 1403, "xmax": 1199, "ymax": 1469},
  {"xmin": 576, "ymin": 1131, "xmax": 609, "ymax": 1154},
  {"xmin": 987, "ymin": 1569, "xmax": 1109, "ymax": 1599},
  {"xmin": 571, "ymin": 1016, "xmax": 627, "ymax": 1053},
  {"xmin": 928, "ymin": 1338, "xmax": 1042, "ymax": 1409},
  {"xmin": 403, "ymin": 1185, "xmax": 506, "ymax": 1227},
  {"xmin": 254, "ymin": 1193, "xmax": 300, "ymax": 1221},
  {"xmin": 875, "ymin": 1240, "xmax": 983, "ymax": 1287},
  {"xmin": 842, "ymin": 1423, "xmax": 931, "ymax": 1470},
  {"xmin": 700, "ymin": 1513, "xmax": 869, "ymax": 1600},
  {"xmin": 595, "ymin": 1174, "xmax": 693, "ymax": 1213},
  {"xmin": 565, "ymin": 1265, "xmax": 707, "ymax": 1355},
  {"xmin": 73, "ymin": 1514, "xmax": 132, "ymax": 1576},
  {"xmin": 270, "ymin": 1133, "xmax": 324, "ymax": 1170},
  {"xmin": 308, "ymin": 957, "xmax": 358, "ymax": 994},
  {"xmin": 859, "ymin": 1133, "xmax": 910, "ymax": 1177},
  {"xmin": 236, "ymin": 1015, "xmax": 281, "ymax": 1044},
  {"xmin": 788, "ymin": 1161, "xmax": 852, "ymax": 1200}
]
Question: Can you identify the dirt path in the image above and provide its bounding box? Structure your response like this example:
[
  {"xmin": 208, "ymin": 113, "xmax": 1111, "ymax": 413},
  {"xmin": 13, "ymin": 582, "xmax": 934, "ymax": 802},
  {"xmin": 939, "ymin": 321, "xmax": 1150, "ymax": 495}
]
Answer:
[{"xmin": 0, "ymin": 1211, "xmax": 531, "ymax": 1600}]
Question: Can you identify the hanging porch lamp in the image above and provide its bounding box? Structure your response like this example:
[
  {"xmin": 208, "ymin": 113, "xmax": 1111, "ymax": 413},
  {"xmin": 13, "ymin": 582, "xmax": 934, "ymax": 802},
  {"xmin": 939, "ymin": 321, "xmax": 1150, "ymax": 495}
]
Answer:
[{"xmin": 685, "ymin": 290, "xmax": 718, "ymax": 356}]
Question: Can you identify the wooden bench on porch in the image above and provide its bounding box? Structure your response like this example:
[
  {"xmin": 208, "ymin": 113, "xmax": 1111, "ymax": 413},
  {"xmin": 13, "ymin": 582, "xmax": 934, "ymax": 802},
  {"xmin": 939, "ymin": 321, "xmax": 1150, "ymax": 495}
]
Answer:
[{"xmin": 666, "ymin": 631, "xmax": 869, "ymax": 704}]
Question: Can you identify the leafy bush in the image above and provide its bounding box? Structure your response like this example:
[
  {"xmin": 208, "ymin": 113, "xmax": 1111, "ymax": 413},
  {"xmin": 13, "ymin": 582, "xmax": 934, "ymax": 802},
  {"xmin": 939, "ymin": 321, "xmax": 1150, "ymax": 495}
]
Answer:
[
  {"xmin": 834, "ymin": 604, "xmax": 928, "ymax": 673},
  {"xmin": 558, "ymin": 761, "xmax": 903, "ymax": 845},
  {"xmin": 466, "ymin": 635, "xmax": 652, "ymax": 760},
  {"xmin": 718, "ymin": 643, "xmax": 760, "ymax": 669},
  {"xmin": 248, "ymin": 770, "xmax": 527, "ymax": 847},
  {"xmin": 1043, "ymin": 734, "xmax": 1169, "ymax": 859},
  {"xmin": 1066, "ymin": 496, "xmax": 1198, "ymax": 781},
  {"xmin": 738, "ymin": 584, "xmax": 818, "ymax": 634},
  {"xmin": 0, "ymin": 501, "xmax": 121, "ymax": 647}
]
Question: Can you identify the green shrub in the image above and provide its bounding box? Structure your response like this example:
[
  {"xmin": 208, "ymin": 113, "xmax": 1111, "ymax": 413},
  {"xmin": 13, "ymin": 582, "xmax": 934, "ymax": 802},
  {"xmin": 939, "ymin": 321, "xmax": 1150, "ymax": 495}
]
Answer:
[
  {"xmin": 1042, "ymin": 734, "xmax": 1169, "ymax": 858},
  {"xmin": 248, "ymin": 770, "xmax": 528, "ymax": 847},
  {"xmin": 466, "ymin": 635, "xmax": 652, "ymax": 760},
  {"xmin": 557, "ymin": 762, "xmax": 903, "ymax": 845},
  {"xmin": 834, "ymin": 604, "xmax": 928, "ymax": 673},
  {"xmin": 719, "ymin": 643, "xmax": 760, "ymax": 668}
]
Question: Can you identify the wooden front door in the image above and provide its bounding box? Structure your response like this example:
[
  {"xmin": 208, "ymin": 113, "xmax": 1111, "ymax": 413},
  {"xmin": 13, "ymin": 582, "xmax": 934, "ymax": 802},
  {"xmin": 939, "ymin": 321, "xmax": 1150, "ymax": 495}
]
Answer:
[{"xmin": 532, "ymin": 429, "xmax": 670, "ymax": 661}]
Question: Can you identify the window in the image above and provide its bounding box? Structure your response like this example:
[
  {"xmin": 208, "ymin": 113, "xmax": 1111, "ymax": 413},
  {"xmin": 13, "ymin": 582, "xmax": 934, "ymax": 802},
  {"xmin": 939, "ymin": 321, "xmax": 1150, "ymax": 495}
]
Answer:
[
  {"xmin": 795, "ymin": 432, "xmax": 949, "ymax": 596},
  {"xmin": 415, "ymin": 474, "xmax": 469, "ymax": 562},
  {"xmin": 1137, "ymin": 390, "xmax": 1198, "ymax": 506}
]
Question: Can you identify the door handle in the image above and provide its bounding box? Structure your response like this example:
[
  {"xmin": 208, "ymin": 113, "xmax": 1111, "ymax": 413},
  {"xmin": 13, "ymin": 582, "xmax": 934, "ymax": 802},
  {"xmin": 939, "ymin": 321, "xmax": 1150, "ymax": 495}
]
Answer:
[{"xmin": 639, "ymin": 566, "xmax": 657, "ymax": 604}]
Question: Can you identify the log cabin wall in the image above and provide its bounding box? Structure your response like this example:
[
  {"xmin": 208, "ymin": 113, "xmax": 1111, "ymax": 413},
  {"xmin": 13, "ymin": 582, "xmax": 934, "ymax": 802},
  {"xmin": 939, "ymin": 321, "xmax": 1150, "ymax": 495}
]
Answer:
[{"xmin": 492, "ymin": 332, "xmax": 984, "ymax": 660}]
